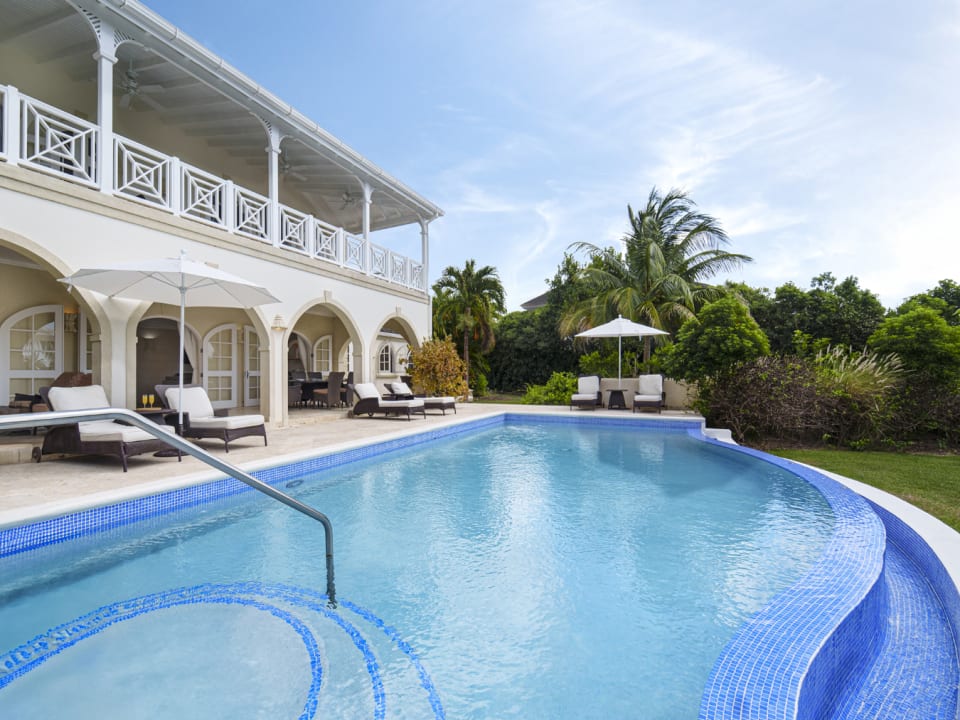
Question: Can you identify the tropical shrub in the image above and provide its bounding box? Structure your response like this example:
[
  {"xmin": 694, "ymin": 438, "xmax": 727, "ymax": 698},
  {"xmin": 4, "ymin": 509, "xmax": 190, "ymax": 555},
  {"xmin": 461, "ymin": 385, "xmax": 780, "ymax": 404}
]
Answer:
[
  {"xmin": 521, "ymin": 371, "xmax": 578, "ymax": 405},
  {"xmin": 409, "ymin": 338, "xmax": 469, "ymax": 399},
  {"xmin": 868, "ymin": 307, "xmax": 960, "ymax": 388},
  {"xmin": 659, "ymin": 297, "xmax": 770, "ymax": 384}
]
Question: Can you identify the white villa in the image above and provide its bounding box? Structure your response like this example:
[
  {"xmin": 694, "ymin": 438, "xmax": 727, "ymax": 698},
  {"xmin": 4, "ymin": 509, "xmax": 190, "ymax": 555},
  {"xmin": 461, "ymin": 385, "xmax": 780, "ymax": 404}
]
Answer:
[{"xmin": 0, "ymin": 0, "xmax": 442, "ymax": 423}]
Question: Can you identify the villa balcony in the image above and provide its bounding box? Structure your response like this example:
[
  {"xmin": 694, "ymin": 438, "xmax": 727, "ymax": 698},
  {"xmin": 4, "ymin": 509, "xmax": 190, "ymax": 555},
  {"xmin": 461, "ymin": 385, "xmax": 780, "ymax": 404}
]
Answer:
[{"xmin": 0, "ymin": 84, "xmax": 425, "ymax": 293}]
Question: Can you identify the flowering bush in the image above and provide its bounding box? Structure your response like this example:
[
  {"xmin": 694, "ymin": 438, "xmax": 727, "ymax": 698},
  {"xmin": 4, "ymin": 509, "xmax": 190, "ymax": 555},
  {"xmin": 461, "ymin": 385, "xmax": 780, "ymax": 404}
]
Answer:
[{"xmin": 409, "ymin": 338, "xmax": 469, "ymax": 399}]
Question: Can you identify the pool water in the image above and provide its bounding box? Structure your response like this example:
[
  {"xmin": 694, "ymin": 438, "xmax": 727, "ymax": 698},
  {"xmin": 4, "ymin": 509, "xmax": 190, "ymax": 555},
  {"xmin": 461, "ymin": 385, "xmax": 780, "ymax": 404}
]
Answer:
[{"xmin": 0, "ymin": 423, "xmax": 834, "ymax": 718}]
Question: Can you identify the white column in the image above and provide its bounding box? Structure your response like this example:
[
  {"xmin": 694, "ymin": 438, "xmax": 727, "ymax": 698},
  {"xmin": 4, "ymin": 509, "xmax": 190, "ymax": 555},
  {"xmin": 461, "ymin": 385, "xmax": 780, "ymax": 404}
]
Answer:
[
  {"xmin": 266, "ymin": 128, "xmax": 282, "ymax": 246},
  {"xmin": 361, "ymin": 181, "xmax": 373, "ymax": 241},
  {"xmin": 419, "ymin": 217, "xmax": 431, "ymax": 291},
  {"xmin": 268, "ymin": 316, "xmax": 288, "ymax": 425},
  {"xmin": 93, "ymin": 21, "xmax": 118, "ymax": 195}
]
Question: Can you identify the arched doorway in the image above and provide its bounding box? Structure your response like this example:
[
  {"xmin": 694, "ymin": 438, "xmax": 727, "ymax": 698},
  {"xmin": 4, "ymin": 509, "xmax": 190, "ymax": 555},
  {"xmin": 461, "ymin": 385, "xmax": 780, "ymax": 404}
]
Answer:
[{"xmin": 136, "ymin": 317, "xmax": 199, "ymax": 403}]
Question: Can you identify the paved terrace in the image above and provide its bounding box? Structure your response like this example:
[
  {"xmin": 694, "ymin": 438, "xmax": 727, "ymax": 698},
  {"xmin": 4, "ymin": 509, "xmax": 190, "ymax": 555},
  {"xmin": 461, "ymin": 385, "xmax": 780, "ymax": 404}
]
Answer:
[{"xmin": 0, "ymin": 404, "xmax": 700, "ymax": 529}]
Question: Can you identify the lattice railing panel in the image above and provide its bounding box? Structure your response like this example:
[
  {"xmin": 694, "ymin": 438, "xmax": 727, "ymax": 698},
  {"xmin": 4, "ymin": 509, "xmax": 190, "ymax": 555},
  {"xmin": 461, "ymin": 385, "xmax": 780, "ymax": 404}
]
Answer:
[
  {"xmin": 234, "ymin": 186, "xmax": 270, "ymax": 241},
  {"xmin": 114, "ymin": 136, "xmax": 172, "ymax": 209},
  {"xmin": 279, "ymin": 205, "xmax": 309, "ymax": 253},
  {"xmin": 369, "ymin": 243, "xmax": 388, "ymax": 278},
  {"xmin": 390, "ymin": 253, "xmax": 407, "ymax": 285},
  {"xmin": 181, "ymin": 163, "xmax": 227, "ymax": 227},
  {"xmin": 409, "ymin": 262, "xmax": 425, "ymax": 291},
  {"xmin": 344, "ymin": 233, "xmax": 365, "ymax": 272},
  {"xmin": 314, "ymin": 220, "xmax": 340, "ymax": 263},
  {"xmin": 20, "ymin": 95, "xmax": 98, "ymax": 185}
]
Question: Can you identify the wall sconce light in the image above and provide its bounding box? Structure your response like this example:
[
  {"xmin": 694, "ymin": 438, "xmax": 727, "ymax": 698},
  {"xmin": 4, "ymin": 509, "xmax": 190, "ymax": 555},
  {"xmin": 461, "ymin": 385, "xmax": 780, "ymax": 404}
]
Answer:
[
  {"xmin": 271, "ymin": 314, "xmax": 287, "ymax": 331},
  {"xmin": 63, "ymin": 309, "xmax": 79, "ymax": 334}
]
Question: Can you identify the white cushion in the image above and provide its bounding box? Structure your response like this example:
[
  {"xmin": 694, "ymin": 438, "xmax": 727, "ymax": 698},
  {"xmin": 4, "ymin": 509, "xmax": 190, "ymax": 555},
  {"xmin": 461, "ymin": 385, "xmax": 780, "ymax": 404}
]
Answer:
[
  {"xmin": 79, "ymin": 420, "xmax": 174, "ymax": 443},
  {"xmin": 637, "ymin": 374, "xmax": 663, "ymax": 395},
  {"xmin": 572, "ymin": 393, "xmax": 598, "ymax": 402},
  {"xmin": 49, "ymin": 385, "xmax": 110, "ymax": 411},
  {"xmin": 577, "ymin": 376, "xmax": 600, "ymax": 394},
  {"xmin": 391, "ymin": 381, "xmax": 414, "ymax": 395},
  {"xmin": 423, "ymin": 396, "xmax": 455, "ymax": 404},
  {"xmin": 379, "ymin": 398, "xmax": 424, "ymax": 409},
  {"xmin": 354, "ymin": 383, "xmax": 381, "ymax": 400},
  {"xmin": 165, "ymin": 386, "xmax": 215, "ymax": 419},
  {"xmin": 189, "ymin": 414, "xmax": 265, "ymax": 430},
  {"xmin": 633, "ymin": 394, "xmax": 661, "ymax": 403}
]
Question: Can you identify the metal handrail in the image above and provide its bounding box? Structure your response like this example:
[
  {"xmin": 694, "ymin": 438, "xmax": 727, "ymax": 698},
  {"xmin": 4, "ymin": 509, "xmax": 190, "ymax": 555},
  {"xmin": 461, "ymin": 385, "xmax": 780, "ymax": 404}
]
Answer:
[{"xmin": 0, "ymin": 408, "xmax": 336, "ymax": 606}]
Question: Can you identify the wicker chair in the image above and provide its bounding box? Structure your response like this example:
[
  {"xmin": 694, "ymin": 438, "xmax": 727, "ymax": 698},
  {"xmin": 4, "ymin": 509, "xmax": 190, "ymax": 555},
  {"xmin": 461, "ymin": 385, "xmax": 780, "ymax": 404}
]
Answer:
[
  {"xmin": 156, "ymin": 384, "xmax": 267, "ymax": 452},
  {"xmin": 570, "ymin": 375, "xmax": 602, "ymax": 410}
]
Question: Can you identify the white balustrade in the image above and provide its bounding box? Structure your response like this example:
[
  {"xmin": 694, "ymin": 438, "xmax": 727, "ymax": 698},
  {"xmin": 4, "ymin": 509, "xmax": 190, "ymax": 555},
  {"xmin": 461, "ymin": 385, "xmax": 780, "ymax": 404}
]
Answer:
[
  {"xmin": 5, "ymin": 86, "xmax": 427, "ymax": 293},
  {"xmin": 234, "ymin": 186, "xmax": 270, "ymax": 241},
  {"xmin": 313, "ymin": 220, "xmax": 341, "ymax": 264},
  {"xmin": 20, "ymin": 94, "xmax": 98, "ymax": 186},
  {"xmin": 279, "ymin": 205, "xmax": 310, "ymax": 254},
  {"xmin": 344, "ymin": 233, "xmax": 365, "ymax": 272},
  {"xmin": 114, "ymin": 135, "xmax": 172, "ymax": 210},
  {"xmin": 180, "ymin": 162, "xmax": 228, "ymax": 228}
]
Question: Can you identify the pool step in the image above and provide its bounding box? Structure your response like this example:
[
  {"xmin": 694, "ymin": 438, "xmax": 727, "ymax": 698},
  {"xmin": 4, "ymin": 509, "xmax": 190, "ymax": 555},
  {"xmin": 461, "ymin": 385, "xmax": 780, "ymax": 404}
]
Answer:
[{"xmin": 831, "ymin": 541, "xmax": 959, "ymax": 719}]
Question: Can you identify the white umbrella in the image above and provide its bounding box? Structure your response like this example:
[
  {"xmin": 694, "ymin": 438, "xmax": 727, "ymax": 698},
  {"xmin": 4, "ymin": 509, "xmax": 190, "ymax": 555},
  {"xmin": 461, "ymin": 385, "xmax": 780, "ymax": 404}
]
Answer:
[
  {"xmin": 575, "ymin": 314, "xmax": 669, "ymax": 383},
  {"xmin": 60, "ymin": 250, "xmax": 279, "ymax": 426}
]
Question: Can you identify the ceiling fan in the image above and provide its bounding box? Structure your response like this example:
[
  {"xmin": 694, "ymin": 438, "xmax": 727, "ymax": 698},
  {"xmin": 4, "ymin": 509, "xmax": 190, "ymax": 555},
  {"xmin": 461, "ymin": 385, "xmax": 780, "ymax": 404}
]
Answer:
[
  {"xmin": 279, "ymin": 148, "xmax": 308, "ymax": 182},
  {"xmin": 118, "ymin": 59, "xmax": 164, "ymax": 109},
  {"xmin": 340, "ymin": 191, "xmax": 358, "ymax": 209}
]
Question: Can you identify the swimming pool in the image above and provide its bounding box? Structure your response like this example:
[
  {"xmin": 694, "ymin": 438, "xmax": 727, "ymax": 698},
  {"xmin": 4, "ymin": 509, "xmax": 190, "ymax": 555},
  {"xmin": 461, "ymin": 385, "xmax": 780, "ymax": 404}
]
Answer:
[{"xmin": 0, "ymin": 415, "xmax": 952, "ymax": 718}]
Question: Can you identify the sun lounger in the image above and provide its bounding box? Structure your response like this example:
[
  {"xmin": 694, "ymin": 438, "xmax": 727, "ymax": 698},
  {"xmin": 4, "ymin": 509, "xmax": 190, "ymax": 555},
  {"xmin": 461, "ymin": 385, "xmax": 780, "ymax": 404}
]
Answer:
[
  {"xmin": 352, "ymin": 382, "xmax": 425, "ymax": 420},
  {"xmin": 385, "ymin": 381, "xmax": 457, "ymax": 415},
  {"xmin": 157, "ymin": 384, "xmax": 267, "ymax": 452},
  {"xmin": 37, "ymin": 384, "xmax": 181, "ymax": 471}
]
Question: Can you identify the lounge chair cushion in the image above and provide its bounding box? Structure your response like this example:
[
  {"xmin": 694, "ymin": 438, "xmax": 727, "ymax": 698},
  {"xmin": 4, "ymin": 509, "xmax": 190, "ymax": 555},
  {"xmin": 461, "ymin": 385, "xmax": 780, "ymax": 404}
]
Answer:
[
  {"xmin": 189, "ymin": 414, "xmax": 265, "ymax": 430},
  {"xmin": 48, "ymin": 384, "xmax": 111, "ymax": 411},
  {"xmin": 577, "ymin": 376, "xmax": 600, "ymax": 394},
  {"xmin": 354, "ymin": 383, "xmax": 381, "ymax": 401},
  {"xmin": 637, "ymin": 374, "xmax": 663, "ymax": 396},
  {"xmin": 78, "ymin": 420, "xmax": 175, "ymax": 443},
  {"xmin": 633, "ymin": 394, "xmax": 661, "ymax": 403},
  {"xmin": 379, "ymin": 398, "xmax": 424, "ymax": 410},
  {"xmin": 571, "ymin": 393, "xmax": 600, "ymax": 403},
  {"xmin": 164, "ymin": 386, "xmax": 216, "ymax": 418},
  {"xmin": 390, "ymin": 381, "xmax": 414, "ymax": 396}
]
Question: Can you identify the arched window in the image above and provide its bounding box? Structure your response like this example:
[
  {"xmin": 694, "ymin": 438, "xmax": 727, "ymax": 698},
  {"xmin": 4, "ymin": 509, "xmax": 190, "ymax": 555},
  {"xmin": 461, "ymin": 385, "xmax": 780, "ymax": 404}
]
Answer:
[
  {"xmin": 1, "ymin": 304, "xmax": 64, "ymax": 401},
  {"xmin": 313, "ymin": 336, "xmax": 332, "ymax": 374},
  {"xmin": 378, "ymin": 344, "xmax": 392, "ymax": 374}
]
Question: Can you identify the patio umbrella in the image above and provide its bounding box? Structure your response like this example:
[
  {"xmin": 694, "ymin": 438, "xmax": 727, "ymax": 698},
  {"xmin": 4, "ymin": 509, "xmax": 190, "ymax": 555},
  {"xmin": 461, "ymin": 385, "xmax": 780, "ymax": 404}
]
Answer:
[
  {"xmin": 575, "ymin": 315, "xmax": 669, "ymax": 383},
  {"xmin": 60, "ymin": 250, "xmax": 279, "ymax": 427}
]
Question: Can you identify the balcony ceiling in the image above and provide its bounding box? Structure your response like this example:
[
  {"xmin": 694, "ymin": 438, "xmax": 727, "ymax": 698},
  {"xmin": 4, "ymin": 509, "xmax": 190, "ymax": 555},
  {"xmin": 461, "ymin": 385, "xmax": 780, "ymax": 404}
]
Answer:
[{"xmin": 0, "ymin": 0, "xmax": 441, "ymax": 233}]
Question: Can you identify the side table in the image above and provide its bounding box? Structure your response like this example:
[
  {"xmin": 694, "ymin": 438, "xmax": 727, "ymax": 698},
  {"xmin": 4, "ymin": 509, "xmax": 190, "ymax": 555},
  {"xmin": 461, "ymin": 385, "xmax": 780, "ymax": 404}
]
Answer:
[{"xmin": 607, "ymin": 389, "xmax": 627, "ymax": 410}]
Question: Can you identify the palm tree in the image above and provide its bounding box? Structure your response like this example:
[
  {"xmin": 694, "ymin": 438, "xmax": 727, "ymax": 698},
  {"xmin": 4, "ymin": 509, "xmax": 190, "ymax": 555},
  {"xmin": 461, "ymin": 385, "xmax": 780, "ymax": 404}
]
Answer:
[
  {"xmin": 433, "ymin": 260, "xmax": 506, "ymax": 389},
  {"xmin": 560, "ymin": 187, "xmax": 751, "ymax": 362}
]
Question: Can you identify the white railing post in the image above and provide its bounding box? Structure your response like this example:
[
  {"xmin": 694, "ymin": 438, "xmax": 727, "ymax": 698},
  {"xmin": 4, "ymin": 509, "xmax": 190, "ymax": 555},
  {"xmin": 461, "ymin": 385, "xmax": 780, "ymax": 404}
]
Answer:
[
  {"xmin": 3, "ymin": 86, "xmax": 20, "ymax": 165},
  {"xmin": 306, "ymin": 215, "xmax": 316, "ymax": 256},
  {"xmin": 94, "ymin": 49, "xmax": 117, "ymax": 195},
  {"xmin": 338, "ymin": 229, "xmax": 346, "ymax": 268},
  {"xmin": 170, "ymin": 157, "xmax": 182, "ymax": 214},
  {"xmin": 224, "ymin": 180, "xmax": 236, "ymax": 231}
]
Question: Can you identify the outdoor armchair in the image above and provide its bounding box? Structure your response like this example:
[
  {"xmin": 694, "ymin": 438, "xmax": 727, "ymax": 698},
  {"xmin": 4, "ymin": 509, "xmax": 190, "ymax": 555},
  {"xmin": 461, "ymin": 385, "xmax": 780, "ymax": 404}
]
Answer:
[
  {"xmin": 632, "ymin": 374, "xmax": 665, "ymax": 413},
  {"xmin": 571, "ymin": 375, "xmax": 602, "ymax": 410}
]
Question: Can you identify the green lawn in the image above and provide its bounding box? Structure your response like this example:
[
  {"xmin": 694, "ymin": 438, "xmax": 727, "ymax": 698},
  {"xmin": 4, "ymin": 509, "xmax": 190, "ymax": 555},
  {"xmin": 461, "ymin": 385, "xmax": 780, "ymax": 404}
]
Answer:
[{"xmin": 770, "ymin": 449, "xmax": 960, "ymax": 533}]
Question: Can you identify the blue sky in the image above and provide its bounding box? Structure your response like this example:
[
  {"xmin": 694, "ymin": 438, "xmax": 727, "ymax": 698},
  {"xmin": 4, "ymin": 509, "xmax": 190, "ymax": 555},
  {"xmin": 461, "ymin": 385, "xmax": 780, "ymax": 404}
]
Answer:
[{"xmin": 147, "ymin": 0, "xmax": 960, "ymax": 311}]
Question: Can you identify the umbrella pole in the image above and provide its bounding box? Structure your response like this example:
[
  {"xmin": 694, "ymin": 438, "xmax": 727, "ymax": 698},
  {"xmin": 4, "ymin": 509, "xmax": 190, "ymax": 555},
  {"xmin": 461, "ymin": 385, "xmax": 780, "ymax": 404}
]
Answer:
[
  {"xmin": 618, "ymin": 336, "xmax": 622, "ymax": 384},
  {"xmin": 178, "ymin": 284, "xmax": 185, "ymax": 429}
]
